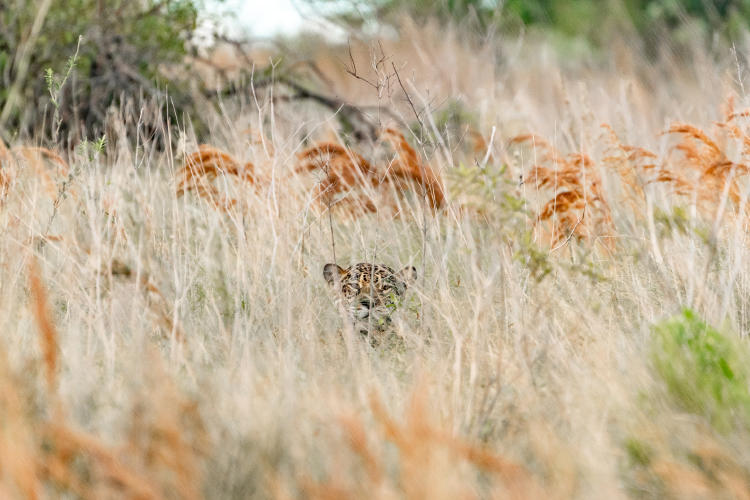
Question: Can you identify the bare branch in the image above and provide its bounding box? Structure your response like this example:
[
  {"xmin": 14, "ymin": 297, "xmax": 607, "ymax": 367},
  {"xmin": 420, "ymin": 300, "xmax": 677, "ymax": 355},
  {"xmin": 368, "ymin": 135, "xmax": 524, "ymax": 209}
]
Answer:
[{"xmin": 391, "ymin": 62, "xmax": 426, "ymax": 133}]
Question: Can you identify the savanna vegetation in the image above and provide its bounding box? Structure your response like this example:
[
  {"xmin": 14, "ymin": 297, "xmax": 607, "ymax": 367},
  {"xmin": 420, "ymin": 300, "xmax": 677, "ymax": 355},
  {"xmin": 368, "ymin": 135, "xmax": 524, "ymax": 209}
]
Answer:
[{"xmin": 3, "ymin": 0, "xmax": 750, "ymax": 498}]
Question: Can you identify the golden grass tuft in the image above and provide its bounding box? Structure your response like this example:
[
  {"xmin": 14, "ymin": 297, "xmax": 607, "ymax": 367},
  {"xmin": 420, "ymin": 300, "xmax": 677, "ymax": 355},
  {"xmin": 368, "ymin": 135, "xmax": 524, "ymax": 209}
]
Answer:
[
  {"xmin": 177, "ymin": 129, "xmax": 444, "ymax": 217},
  {"xmin": 663, "ymin": 120, "xmax": 750, "ymax": 210},
  {"xmin": 511, "ymin": 110, "xmax": 750, "ymax": 249},
  {"xmin": 295, "ymin": 128, "xmax": 445, "ymax": 216},
  {"xmin": 177, "ymin": 144, "xmax": 256, "ymax": 210},
  {"xmin": 296, "ymin": 141, "xmax": 381, "ymax": 214},
  {"xmin": 513, "ymin": 134, "xmax": 612, "ymax": 248}
]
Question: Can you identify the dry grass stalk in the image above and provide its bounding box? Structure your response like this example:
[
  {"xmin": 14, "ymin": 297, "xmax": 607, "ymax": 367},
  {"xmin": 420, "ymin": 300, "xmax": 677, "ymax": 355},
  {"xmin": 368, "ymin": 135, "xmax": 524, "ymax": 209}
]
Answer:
[
  {"xmin": 720, "ymin": 97, "xmax": 750, "ymax": 157},
  {"xmin": 0, "ymin": 349, "xmax": 41, "ymax": 500},
  {"xmin": 140, "ymin": 275, "xmax": 187, "ymax": 344},
  {"xmin": 300, "ymin": 477, "xmax": 355, "ymax": 500},
  {"xmin": 600, "ymin": 123, "xmax": 659, "ymax": 203},
  {"xmin": 338, "ymin": 415, "xmax": 383, "ymax": 486},
  {"xmin": 0, "ymin": 135, "xmax": 10, "ymax": 162},
  {"xmin": 467, "ymin": 128, "xmax": 491, "ymax": 158},
  {"xmin": 91, "ymin": 255, "xmax": 185, "ymax": 344},
  {"xmin": 179, "ymin": 144, "xmax": 255, "ymax": 186},
  {"xmin": 25, "ymin": 234, "xmax": 64, "ymax": 247},
  {"xmin": 0, "ymin": 136, "xmax": 11, "ymax": 199},
  {"xmin": 666, "ymin": 123, "xmax": 721, "ymax": 157},
  {"xmin": 28, "ymin": 257, "xmax": 58, "ymax": 395},
  {"xmin": 122, "ymin": 352, "xmax": 207, "ymax": 500},
  {"xmin": 380, "ymin": 128, "xmax": 445, "ymax": 209},
  {"xmin": 647, "ymin": 455, "xmax": 750, "ymax": 500},
  {"xmin": 597, "ymin": 123, "xmax": 704, "ymax": 231}
]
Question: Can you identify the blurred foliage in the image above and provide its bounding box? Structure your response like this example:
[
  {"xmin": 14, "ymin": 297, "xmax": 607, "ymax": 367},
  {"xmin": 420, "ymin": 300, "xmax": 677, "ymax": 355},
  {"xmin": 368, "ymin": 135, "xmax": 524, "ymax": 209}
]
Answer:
[
  {"xmin": 304, "ymin": 0, "xmax": 750, "ymax": 50},
  {"xmin": 0, "ymin": 0, "xmax": 202, "ymax": 142},
  {"xmin": 651, "ymin": 308, "xmax": 750, "ymax": 432},
  {"xmin": 624, "ymin": 436, "xmax": 654, "ymax": 467}
]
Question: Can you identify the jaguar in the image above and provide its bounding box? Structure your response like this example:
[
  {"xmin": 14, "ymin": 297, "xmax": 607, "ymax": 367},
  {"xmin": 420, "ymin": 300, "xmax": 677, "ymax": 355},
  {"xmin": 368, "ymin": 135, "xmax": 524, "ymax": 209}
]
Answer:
[{"xmin": 323, "ymin": 262, "xmax": 417, "ymax": 340}]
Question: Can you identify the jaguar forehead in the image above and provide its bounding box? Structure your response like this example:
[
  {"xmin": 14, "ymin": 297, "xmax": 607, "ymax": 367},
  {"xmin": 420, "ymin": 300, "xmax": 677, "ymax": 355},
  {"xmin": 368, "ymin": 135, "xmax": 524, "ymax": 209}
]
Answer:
[
  {"xmin": 333, "ymin": 263, "xmax": 410, "ymax": 302},
  {"xmin": 358, "ymin": 263, "xmax": 399, "ymax": 280},
  {"xmin": 353, "ymin": 262, "xmax": 396, "ymax": 274}
]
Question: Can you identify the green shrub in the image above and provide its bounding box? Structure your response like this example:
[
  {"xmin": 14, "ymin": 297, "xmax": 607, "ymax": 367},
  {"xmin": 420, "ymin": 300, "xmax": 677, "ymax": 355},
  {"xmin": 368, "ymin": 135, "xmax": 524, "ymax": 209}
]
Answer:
[
  {"xmin": 624, "ymin": 437, "xmax": 654, "ymax": 466},
  {"xmin": 651, "ymin": 308, "xmax": 750, "ymax": 431},
  {"xmin": 0, "ymin": 0, "xmax": 200, "ymax": 140}
]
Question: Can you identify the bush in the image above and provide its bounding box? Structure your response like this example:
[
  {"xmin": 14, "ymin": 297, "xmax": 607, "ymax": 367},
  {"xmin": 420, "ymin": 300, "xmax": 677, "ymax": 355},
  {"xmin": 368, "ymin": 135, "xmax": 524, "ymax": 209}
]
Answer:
[
  {"xmin": 0, "ymin": 0, "xmax": 200, "ymax": 142},
  {"xmin": 651, "ymin": 308, "xmax": 750, "ymax": 431}
]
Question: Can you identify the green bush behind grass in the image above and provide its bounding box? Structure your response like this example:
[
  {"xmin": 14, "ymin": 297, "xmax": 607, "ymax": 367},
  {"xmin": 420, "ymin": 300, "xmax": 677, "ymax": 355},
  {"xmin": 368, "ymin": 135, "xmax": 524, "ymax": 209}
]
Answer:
[{"xmin": 651, "ymin": 308, "xmax": 750, "ymax": 431}]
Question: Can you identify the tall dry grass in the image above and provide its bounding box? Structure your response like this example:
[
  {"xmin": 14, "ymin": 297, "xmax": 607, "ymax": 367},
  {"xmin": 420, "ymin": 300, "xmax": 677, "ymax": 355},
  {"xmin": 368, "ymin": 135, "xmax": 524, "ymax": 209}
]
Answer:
[{"xmin": 5, "ymin": 20, "xmax": 750, "ymax": 499}]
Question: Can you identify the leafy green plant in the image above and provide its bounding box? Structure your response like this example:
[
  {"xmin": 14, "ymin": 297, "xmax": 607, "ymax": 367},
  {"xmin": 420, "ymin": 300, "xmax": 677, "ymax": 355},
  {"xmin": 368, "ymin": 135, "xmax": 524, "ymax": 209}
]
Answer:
[
  {"xmin": 45, "ymin": 36, "xmax": 82, "ymax": 142},
  {"xmin": 651, "ymin": 308, "xmax": 750, "ymax": 431},
  {"xmin": 77, "ymin": 134, "xmax": 107, "ymax": 160}
]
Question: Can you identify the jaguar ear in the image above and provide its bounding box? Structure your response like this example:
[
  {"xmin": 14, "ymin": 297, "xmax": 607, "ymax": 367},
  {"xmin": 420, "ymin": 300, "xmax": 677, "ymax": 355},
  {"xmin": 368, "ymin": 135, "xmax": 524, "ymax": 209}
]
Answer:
[
  {"xmin": 323, "ymin": 263, "xmax": 345, "ymax": 285},
  {"xmin": 398, "ymin": 266, "xmax": 417, "ymax": 284}
]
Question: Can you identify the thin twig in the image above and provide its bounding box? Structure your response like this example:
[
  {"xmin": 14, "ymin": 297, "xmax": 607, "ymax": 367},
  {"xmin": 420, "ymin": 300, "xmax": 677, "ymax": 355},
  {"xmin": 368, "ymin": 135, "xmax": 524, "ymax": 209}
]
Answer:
[
  {"xmin": 550, "ymin": 206, "xmax": 586, "ymax": 253},
  {"xmin": 391, "ymin": 62, "xmax": 426, "ymax": 133},
  {"xmin": 320, "ymin": 159, "xmax": 337, "ymax": 263},
  {"xmin": 480, "ymin": 126, "xmax": 496, "ymax": 168},
  {"xmin": 344, "ymin": 39, "xmax": 379, "ymax": 91}
]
